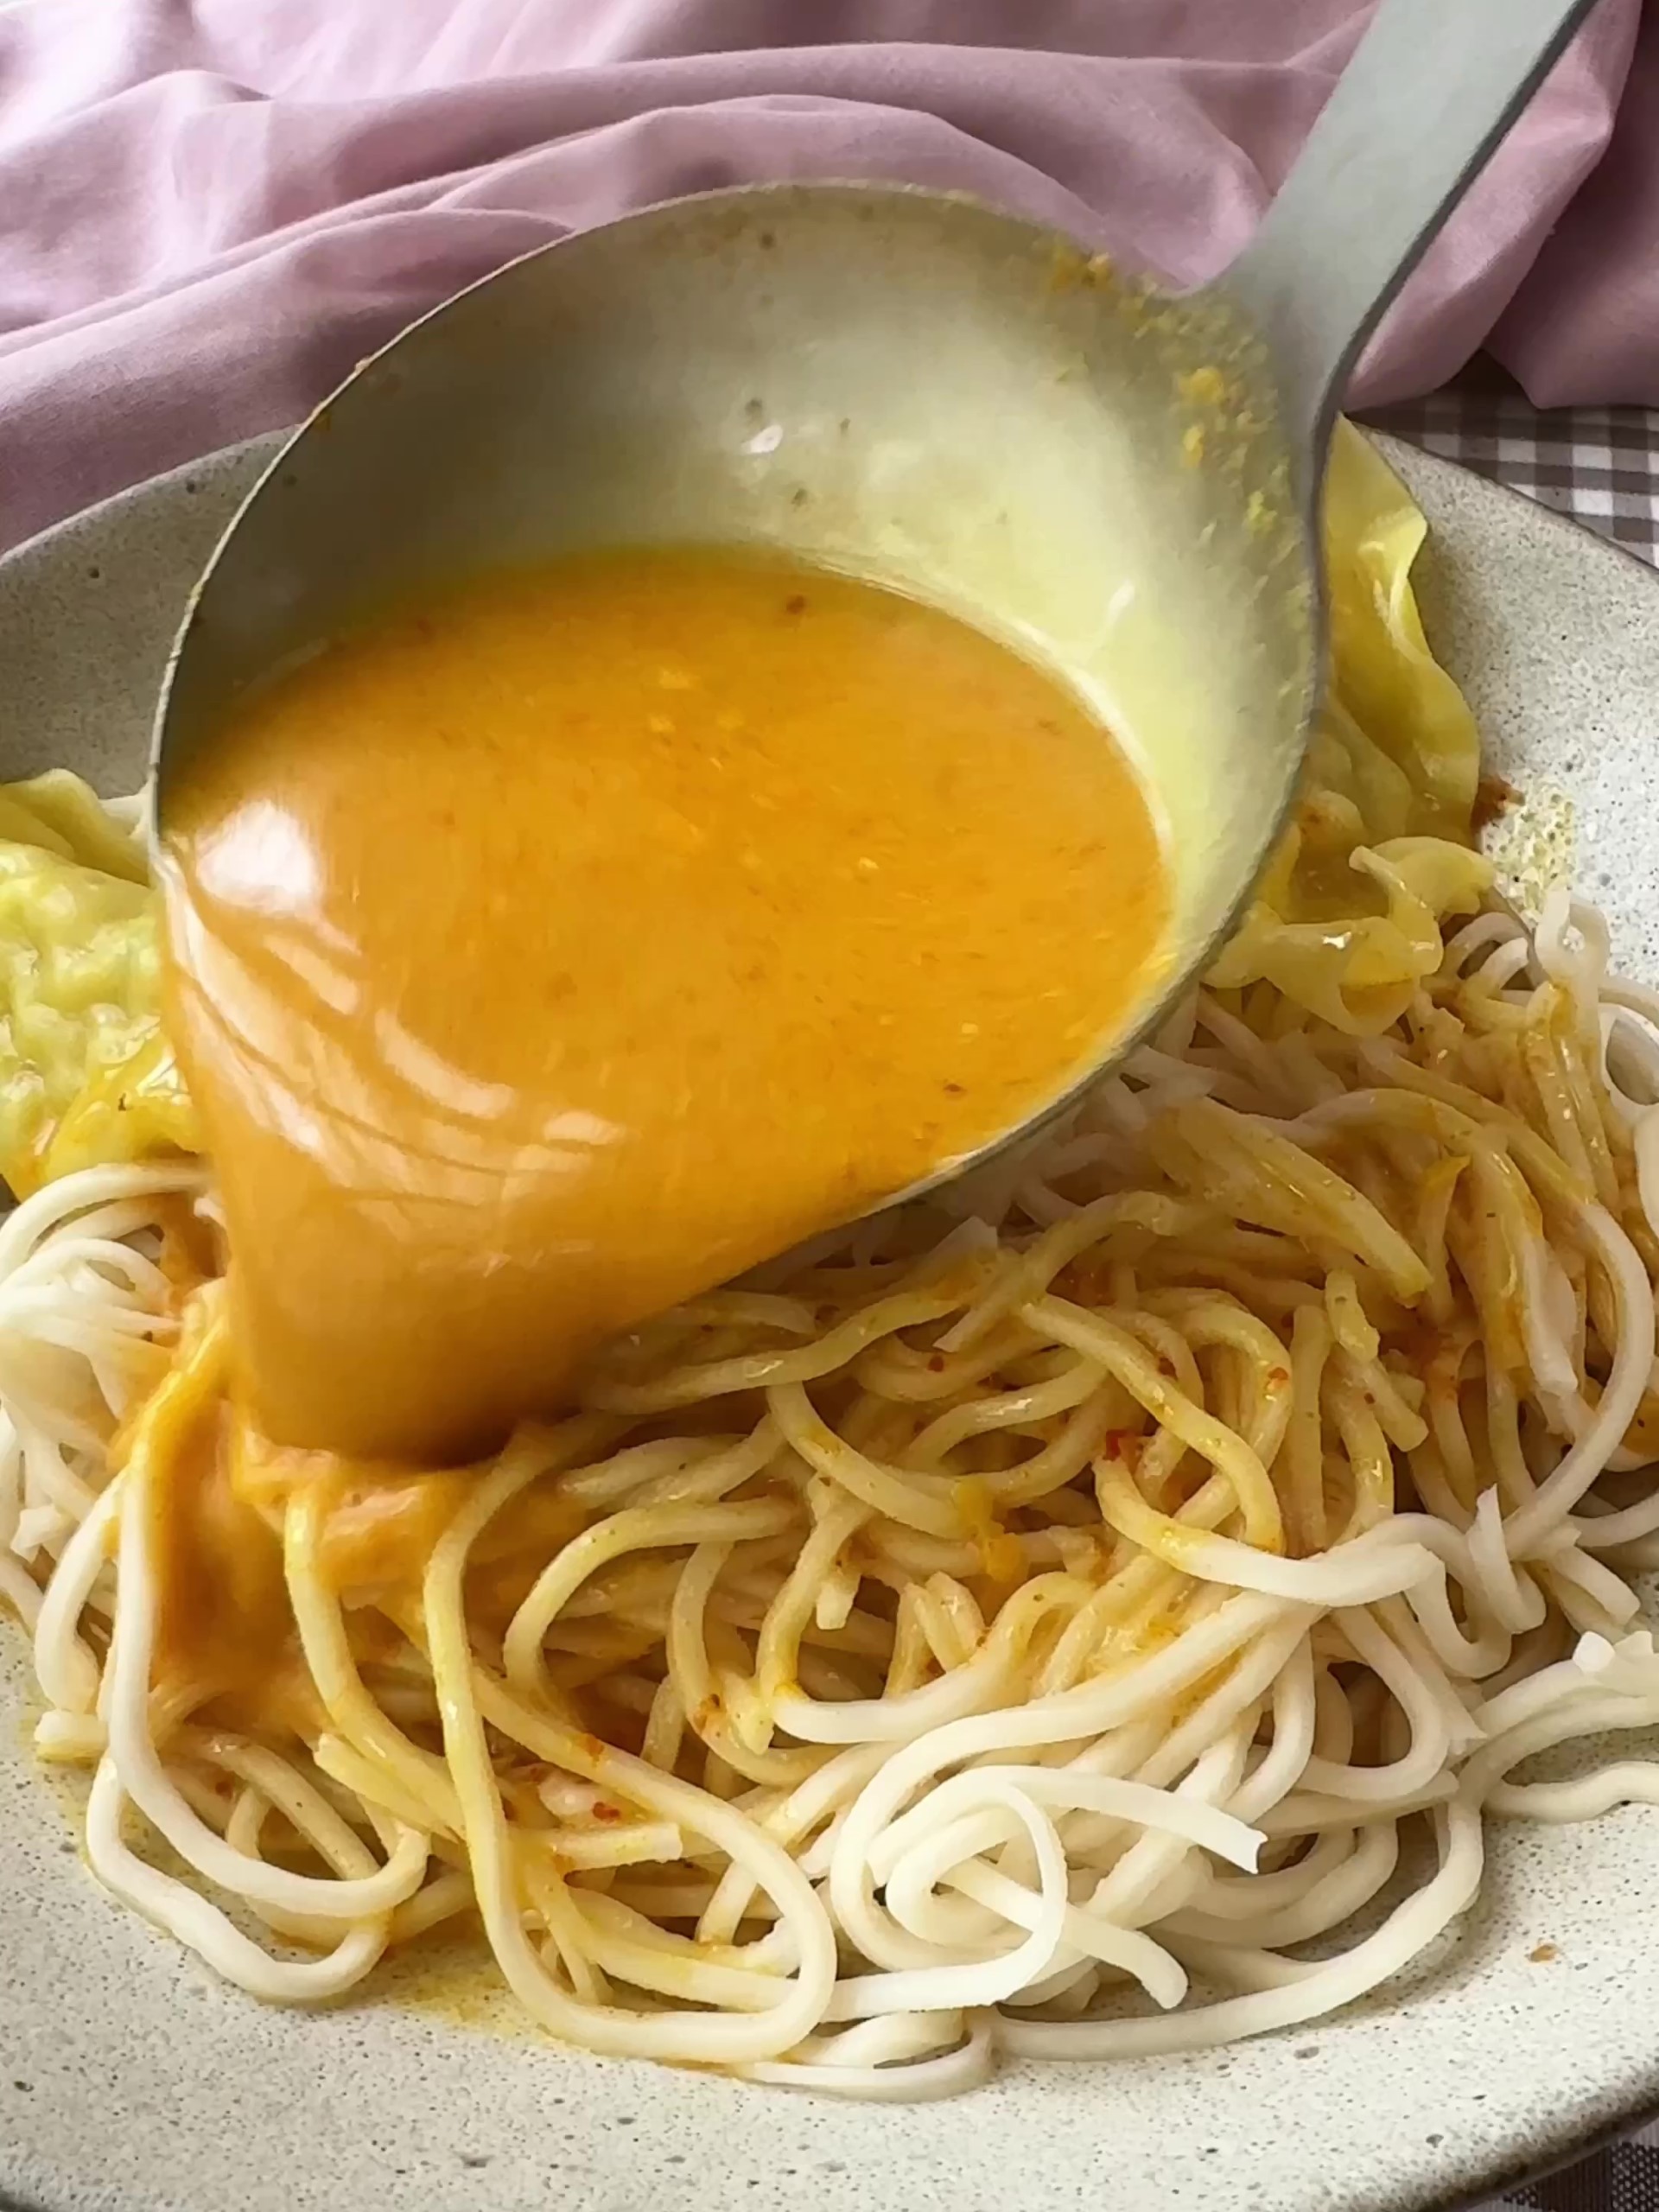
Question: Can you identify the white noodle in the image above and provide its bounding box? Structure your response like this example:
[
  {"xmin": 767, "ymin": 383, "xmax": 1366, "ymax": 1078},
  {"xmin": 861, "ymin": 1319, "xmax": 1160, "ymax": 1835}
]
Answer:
[{"xmin": 5, "ymin": 890, "xmax": 1659, "ymax": 2097}]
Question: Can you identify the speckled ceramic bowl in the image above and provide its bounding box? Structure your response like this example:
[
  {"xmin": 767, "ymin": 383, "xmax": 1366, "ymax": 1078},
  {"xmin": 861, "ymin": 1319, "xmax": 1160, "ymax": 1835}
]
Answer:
[{"xmin": 2, "ymin": 435, "xmax": 1658, "ymax": 2212}]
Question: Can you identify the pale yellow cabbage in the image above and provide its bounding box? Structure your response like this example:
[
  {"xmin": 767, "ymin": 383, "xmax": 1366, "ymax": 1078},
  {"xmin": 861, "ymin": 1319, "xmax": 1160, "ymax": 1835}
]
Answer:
[
  {"xmin": 0, "ymin": 774, "xmax": 195, "ymax": 1195},
  {"xmin": 1208, "ymin": 421, "xmax": 1488, "ymax": 1033},
  {"xmin": 1323, "ymin": 420, "xmax": 1480, "ymax": 836},
  {"xmin": 0, "ymin": 426, "xmax": 1484, "ymax": 1190}
]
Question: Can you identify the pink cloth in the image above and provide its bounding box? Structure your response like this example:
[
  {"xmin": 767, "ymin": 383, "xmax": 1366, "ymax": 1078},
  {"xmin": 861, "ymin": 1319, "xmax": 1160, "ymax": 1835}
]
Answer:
[{"xmin": 0, "ymin": 0, "xmax": 1651, "ymax": 555}]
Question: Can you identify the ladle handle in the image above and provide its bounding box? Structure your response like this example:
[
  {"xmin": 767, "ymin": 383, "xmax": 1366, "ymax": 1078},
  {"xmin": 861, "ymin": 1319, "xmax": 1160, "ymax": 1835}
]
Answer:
[{"xmin": 1223, "ymin": 0, "xmax": 1601, "ymax": 455}]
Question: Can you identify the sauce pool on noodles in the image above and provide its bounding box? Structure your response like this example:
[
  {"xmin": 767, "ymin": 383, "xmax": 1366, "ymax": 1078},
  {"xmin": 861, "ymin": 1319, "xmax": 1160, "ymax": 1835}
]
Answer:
[{"xmin": 158, "ymin": 545, "xmax": 1169, "ymax": 1464}]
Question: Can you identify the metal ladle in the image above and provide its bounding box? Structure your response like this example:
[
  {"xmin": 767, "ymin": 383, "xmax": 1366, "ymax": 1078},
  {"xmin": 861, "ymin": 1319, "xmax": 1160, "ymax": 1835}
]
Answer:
[{"xmin": 154, "ymin": 0, "xmax": 1596, "ymax": 1211}]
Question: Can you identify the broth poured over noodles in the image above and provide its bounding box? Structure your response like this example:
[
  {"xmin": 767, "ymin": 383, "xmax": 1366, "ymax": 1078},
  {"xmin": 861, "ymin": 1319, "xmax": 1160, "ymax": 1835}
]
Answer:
[{"xmin": 6, "ymin": 432, "xmax": 1659, "ymax": 2096}]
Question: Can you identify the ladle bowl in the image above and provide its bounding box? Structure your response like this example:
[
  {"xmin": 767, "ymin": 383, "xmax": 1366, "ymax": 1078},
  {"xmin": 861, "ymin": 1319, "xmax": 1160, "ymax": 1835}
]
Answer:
[{"xmin": 153, "ymin": 0, "xmax": 1593, "ymax": 1210}]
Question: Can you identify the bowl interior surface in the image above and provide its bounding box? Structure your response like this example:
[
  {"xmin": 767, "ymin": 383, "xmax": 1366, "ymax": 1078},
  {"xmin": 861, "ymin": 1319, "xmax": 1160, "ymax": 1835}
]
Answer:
[{"xmin": 3, "ymin": 435, "xmax": 1659, "ymax": 2212}]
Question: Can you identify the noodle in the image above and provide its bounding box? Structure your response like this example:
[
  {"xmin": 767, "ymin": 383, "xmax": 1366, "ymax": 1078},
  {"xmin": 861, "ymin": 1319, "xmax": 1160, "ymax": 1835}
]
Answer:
[{"xmin": 10, "ymin": 837, "xmax": 1659, "ymax": 2089}]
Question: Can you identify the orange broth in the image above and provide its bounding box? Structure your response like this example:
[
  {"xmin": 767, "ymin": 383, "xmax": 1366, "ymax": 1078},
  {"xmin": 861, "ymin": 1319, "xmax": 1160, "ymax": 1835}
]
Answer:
[{"xmin": 159, "ymin": 546, "xmax": 1167, "ymax": 1465}]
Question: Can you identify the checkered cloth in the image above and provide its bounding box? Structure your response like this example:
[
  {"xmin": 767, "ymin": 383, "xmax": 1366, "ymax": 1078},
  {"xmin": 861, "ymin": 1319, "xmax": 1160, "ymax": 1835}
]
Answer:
[
  {"xmin": 1368, "ymin": 382, "xmax": 1659, "ymax": 563},
  {"xmin": 1363, "ymin": 374, "xmax": 1659, "ymax": 2212},
  {"xmin": 1491, "ymin": 2143, "xmax": 1659, "ymax": 2212}
]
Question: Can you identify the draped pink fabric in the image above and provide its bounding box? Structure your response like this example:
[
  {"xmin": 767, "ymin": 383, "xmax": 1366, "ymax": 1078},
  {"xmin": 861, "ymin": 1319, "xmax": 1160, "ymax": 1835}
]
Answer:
[{"xmin": 0, "ymin": 0, "xmax": 1650, "ymax": 553}]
